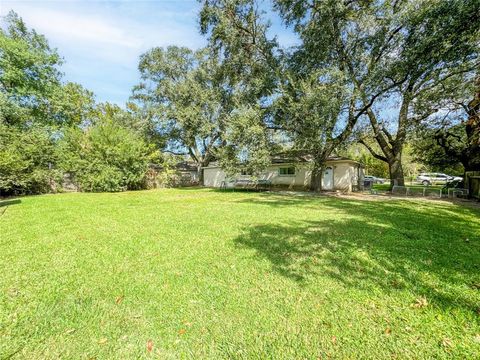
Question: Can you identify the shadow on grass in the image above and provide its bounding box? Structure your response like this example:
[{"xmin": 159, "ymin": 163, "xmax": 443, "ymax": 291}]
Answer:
[
  {"xmin": 0, "ymin": 198, "xmax": 21, "ymax": 216},
  {"xmin": 233, "ymin": 194, "xmax": 480, "ymax": 312},
  {"xmin": 0, "ymin": 198, "xmax": 21, "ymax": 207}
]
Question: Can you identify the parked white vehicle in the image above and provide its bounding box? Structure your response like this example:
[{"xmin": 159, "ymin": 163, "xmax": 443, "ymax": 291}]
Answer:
[
  {"xmin": 416, "ymin": 173, "xmax": 462, "ymax": 186},
  {"xmin": 364, "ymin": 175, "xmax": 385, "ymax": 184}
]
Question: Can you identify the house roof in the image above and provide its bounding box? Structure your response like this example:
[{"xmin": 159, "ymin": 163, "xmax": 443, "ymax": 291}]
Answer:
[
  {"xmin": 175, "ymin": 161, "xmax": 198, "ymax": 172},
  {"xmin": 270, "ymin": 155, "xmax": 359, "ymax": 164},
  {"xmin": 203, "ymin": 155, "xmax": 364, "ymax": 169},
  {"xmin": 149, "ymin": 161, "xmax": 198, "ymax": 172}
]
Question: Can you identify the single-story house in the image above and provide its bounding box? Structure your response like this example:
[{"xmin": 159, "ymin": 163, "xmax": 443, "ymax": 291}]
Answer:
[{"xmin": 203, "ymin": 156, "xmax": 365, "ymax": 192}]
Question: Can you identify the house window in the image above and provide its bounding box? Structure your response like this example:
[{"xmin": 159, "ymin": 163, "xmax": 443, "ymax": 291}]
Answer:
[{"xmin": 279, "ymin": 167, "xmax": 295, "ymax": 176}]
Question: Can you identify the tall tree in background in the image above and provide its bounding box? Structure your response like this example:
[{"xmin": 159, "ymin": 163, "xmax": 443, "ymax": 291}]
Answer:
[
  {"xmin": 200, "ymin": 0, "xmax": 379, "ymax": 190},
  {"xmin": 0, "ymin": 10, "xmax": 62, "ymax": 126},
  {"xmin": 133, "ymin": 46, "xmax": 233, "ymax": 182},
  {"xmin": 199, "ymin": 0, "xmax": 279, "ymax": 175},
  {"xmin": 274, "ymin": 0, "xmax": 480, "ymax": 187},
  {"xmin": 272, "ymin": 69, "xmax": 361, "ymax": 191},
  {"xmin": 414, "ymin": 74, "xmax": 480, "ymax": 173},
  {"xmin": 0, "ymin": 11, "xmax": 95, "ymax": 194}
]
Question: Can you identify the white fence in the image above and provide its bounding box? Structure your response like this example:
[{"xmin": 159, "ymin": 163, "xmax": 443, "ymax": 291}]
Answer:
[{"xmin": 391, "ymin": 185, "xmax": 469, "ymax": 199}]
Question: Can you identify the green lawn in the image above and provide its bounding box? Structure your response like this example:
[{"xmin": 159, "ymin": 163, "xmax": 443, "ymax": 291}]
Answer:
[{"xmin": 1, "ymin": 189, "xmax": 479, "ymax": 359}]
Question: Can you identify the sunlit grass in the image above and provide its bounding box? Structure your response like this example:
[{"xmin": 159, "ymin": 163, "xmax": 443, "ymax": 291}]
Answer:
[{"xmin": 1, "ymin": 189, "xmax": 479, "ymax": 358}]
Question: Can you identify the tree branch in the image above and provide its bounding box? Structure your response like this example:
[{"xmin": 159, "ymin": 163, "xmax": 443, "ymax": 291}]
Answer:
[
  {"xmin": 381, "ymin": 126, "xmax": 394, "ymax": 145},
  {"xmin": 187, "ymin": 147, "xmax": 198, "ymax": 163},
  {"xmin": 358, "ymin": 139, "xmax": 388, "ymax": 162}
]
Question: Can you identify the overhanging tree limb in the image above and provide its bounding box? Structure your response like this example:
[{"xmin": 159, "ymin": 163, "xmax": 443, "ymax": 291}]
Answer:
[{"xmin": 358, "ymin": 139, "xmax": 388, "ymax": 162}]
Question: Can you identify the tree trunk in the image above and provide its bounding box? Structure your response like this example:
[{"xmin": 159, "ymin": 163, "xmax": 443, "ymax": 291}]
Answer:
[
  {"xmin": 389, "ymin": 153, "xmax": 404, "ymax": 187},
  {"xmin": 196, "ymin": 153, "xmax": 212, "ymax": 186},
  {"xmin": 310, "ymin": 161, "xmax": 324, "ymax": 192},
  {"xmin": 198, "ymin": 165, "xmax": 204, "ymax": 185},
  {"xmin": 360, "ymin": 87, "xmax": 412, "ymax": 191}
]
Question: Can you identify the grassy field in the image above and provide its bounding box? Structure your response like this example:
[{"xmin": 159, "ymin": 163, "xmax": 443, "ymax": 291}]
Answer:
[{"xmin": 1, "ymin": 189, "xmax": 479, "ymax": 359}]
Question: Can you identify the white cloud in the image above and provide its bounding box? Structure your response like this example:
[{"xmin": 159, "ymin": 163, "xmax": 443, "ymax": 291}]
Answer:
[
  {"xmin": 0, "ymin": 0, "xmax": 205, "ymax": 102},
  {"xmin": 0, "ymin": 3, "xmax": 141, "ymax": 47},
  {"xmin": 0, "ymin": 0, "xmax": 293, "ymax": 104},
  {"xmin": 0, "ymin": 1, "xmax": 205, "ymax": 60}
]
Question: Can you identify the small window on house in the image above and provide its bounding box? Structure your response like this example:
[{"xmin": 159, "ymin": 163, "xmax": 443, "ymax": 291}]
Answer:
[{"xmin": 279, "ymin": 167, "xmax": 295, "ymax": 175}]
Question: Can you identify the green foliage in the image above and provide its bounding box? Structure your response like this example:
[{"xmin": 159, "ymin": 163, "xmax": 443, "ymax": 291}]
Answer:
[
  {"xmin": 0, "ymin": 12, "xmax": 97, "ymax": 195},
  {"xmin": 272, "ymin": 69, "xmax": 352, "ymax": 160},
  {"xmin": 217, "ymin": 105, "xmax": 272, "ymax": 176},
  {"xmin": 343, "ymin": 142, "xmax": 389, "ymax": 178},
  {"xmin": 0, "ymin": 11, "xmax": 62, "ymax": 126},
  {"xmin": 199, "ymin": 0, "xmax": 278, "ymax": 102},
  {"xmin": 49, "ymin": 82, "xmax": 96, "ymax": 127},
  {"xmin": 199, "ymin": 0, "xmax": 279, "ymax": 173},
  {"xmin": 0, "ymin": 124, "xmax": 59, "ymax": 195},
  {"xmin": 274, "ymin": 0, "xmax": 480, "ymax": 185},
  {"xmin": 411, "ymin": 74, "xmax": 480, "ymax": 174},
  {"xmin": 58, "ymin": 106, "xmax": 155, "ymax": 192},
  {"xmin": 133, "ymin": 46, "xmax": 228, "ymax": 171},
  {"xmin": 412, "ymin": 124, "xmax": 467, "ymax": 175}
]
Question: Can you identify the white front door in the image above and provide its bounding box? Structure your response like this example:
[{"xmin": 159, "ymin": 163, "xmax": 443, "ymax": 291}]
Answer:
[{"xmin": 322, "ymin": 167, "xmax": 334, "ymax": 190}]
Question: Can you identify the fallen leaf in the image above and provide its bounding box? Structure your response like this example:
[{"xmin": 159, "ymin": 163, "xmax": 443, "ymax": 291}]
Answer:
[
  {"xmin": 331, "ymin": 335, "xmax": 337, "ymax": 344},
  {"xmin": 146, "ymin": 339, "xmax": 153, "ymax": 352},
  {"xmin": 474, "ymin": 334, "xmax": 480, "ymax": 343},
  {"xmin": 178, "ymin": 328, "xmax": 186, "ymax": 335},
  {"xmin": 98, "ymin": 338, "xmax": 108, "ymax": 345},
  {"xmin": 115, "ymin": 296, "xmax": 124, "ymax": 305},
  {"xmin": 8, "ymin": 288, "xmax": 20, "ymax": 297},
  {"xmin": 65, "ymin": 328, "xmax": 76, "ymax": 335},
  {"xmin": 384, "ymin": 327, "xmax": 392, "ymax": 336},
  {"xmin": 441, "ymin": 337, "xmax": 452, "ymax": 349},
  {"xmin": 411, "ymin": 296, "xmax": 428, "ymax": 308}
]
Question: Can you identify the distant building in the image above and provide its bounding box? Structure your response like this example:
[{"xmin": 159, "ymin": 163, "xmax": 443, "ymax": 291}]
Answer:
[{"xmin": 202, "ymin": 156, "xmax": 364, "ymax": 192}]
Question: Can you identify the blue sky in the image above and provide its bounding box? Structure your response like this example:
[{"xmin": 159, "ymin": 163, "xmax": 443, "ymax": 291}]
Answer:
[{"xmin": 0, "ymin": 0, "xmax": 297, "ymax": 105}]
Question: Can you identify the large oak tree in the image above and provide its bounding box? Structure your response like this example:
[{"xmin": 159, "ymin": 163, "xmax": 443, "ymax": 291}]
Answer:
[
  {"xmin": 274, "ymin": 0, "xmax": 480, "ymax": 187},
  {"xmin": 132, "ymin": 46, "xmax": 233, "ymax": 182}
]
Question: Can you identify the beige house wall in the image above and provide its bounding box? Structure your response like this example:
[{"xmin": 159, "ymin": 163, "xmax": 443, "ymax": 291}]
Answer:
[
  {"xmin": 203, "ymin": 161, "xmax": 364, "ymax": 192},
  {"xmin": 203, "ymin": 167, "xmax": 227, "ymax": 187},
  {"xmin": 259, "ymin": 165, "xmax": 311, "ymax": 188}
]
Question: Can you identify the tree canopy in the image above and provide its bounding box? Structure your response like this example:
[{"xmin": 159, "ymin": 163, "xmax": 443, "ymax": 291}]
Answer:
[
  {"xmin": 274, "ymin": 0, "xmax": 480, "ymax": 187},
  {"xmin": 132, "ymin": 46, "xmax": 231, "ymax": 180},
  {"xmin": 1, "ymin": 3, "xmax": 479, "ymax": 195}
]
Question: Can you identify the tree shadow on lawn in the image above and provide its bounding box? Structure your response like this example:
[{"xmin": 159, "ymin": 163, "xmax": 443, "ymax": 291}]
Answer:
[
  {"xmin": 0, "ymin": 198, "xmax": 21, "ymax": 217},
  {"xmin": 233, "ymin": 195, "xmax": 480, "ymax": 313},
  {"xmin": 0, "ymin": 198, "xmax": 21, "ymax": 207}
]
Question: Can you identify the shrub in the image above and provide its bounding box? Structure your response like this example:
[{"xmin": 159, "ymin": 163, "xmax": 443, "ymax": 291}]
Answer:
[
  {"xmin": 58, "ymin": 119, "xmax": 154, "ymax": 192},
  {"xmin": 0, "ymin": 124, "xmax": 60, "ymax": 195}
]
